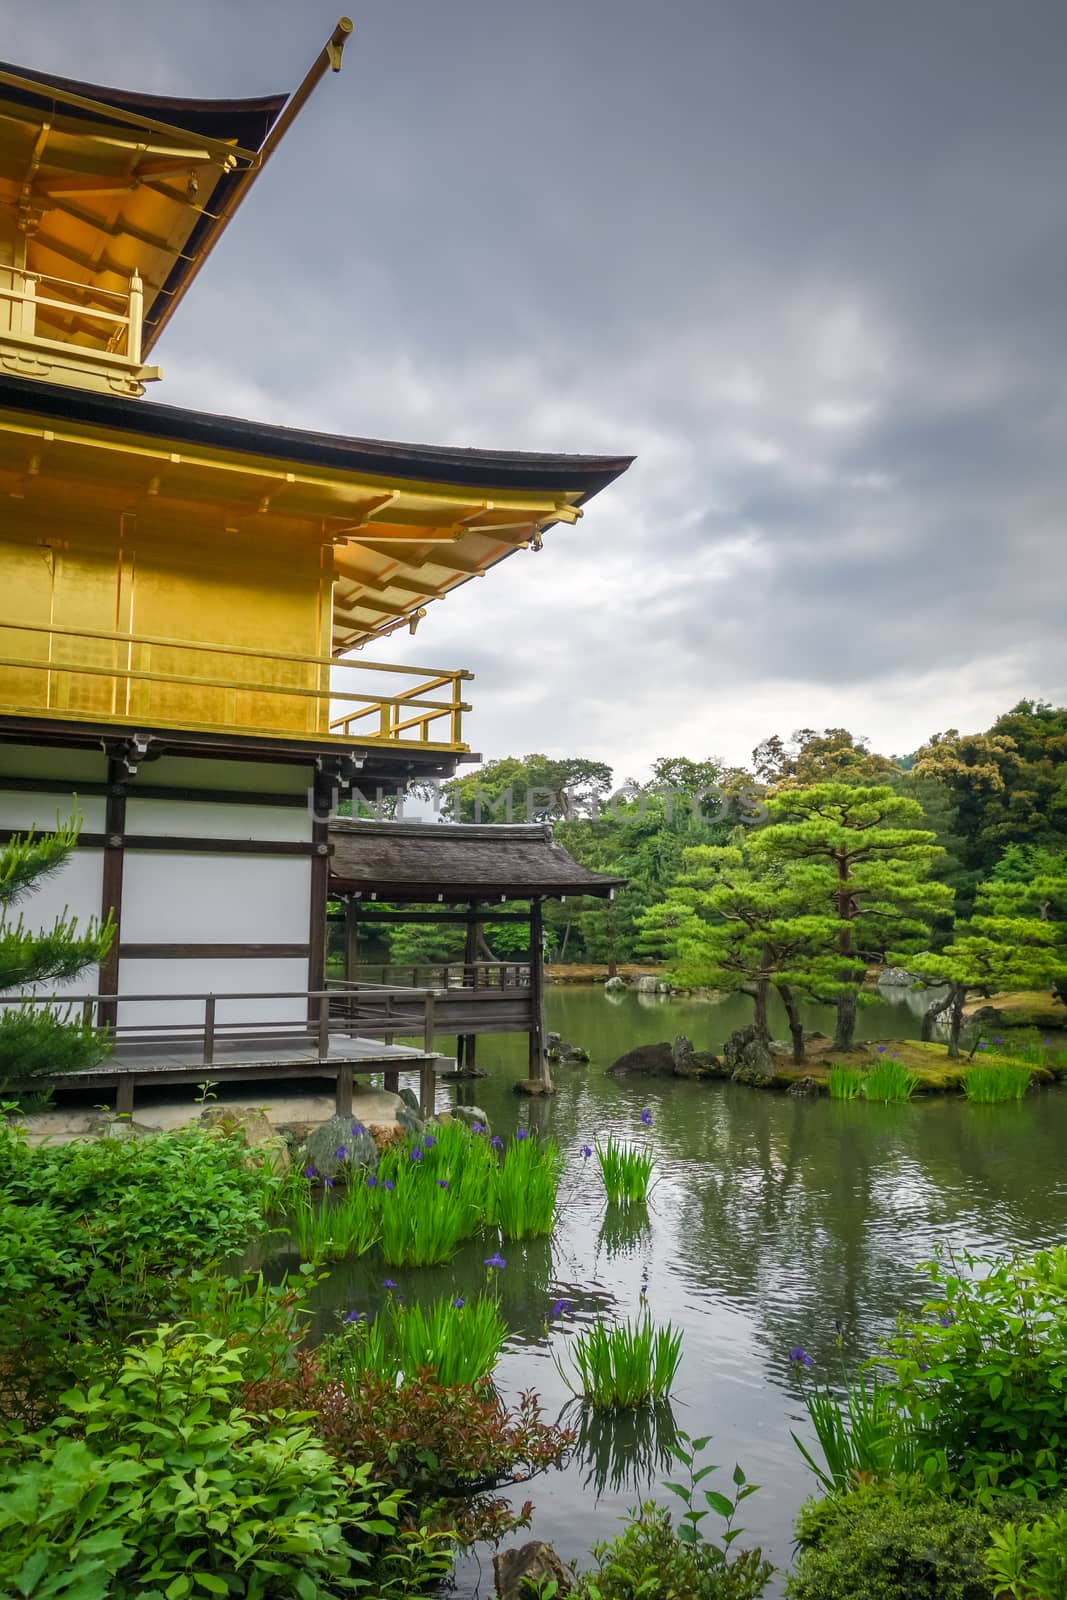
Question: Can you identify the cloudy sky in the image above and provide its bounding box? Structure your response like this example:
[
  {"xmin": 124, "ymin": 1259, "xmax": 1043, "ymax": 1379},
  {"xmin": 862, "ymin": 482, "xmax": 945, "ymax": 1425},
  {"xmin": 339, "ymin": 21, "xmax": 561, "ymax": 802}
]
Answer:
[{"xmin": 10, "ymin": 1, "xmax": 1067, "ymax": 779}]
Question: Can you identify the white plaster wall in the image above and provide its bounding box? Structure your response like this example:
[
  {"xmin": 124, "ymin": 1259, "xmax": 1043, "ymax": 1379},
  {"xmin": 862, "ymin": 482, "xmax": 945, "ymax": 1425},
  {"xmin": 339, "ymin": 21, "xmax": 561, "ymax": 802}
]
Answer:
[
  {"xmin": 116, "ymin": 957, "xmax": 310, "ymax": 1028},
  {"xmin": 0, "ymin": 746, "xmax": 107, "ymax": 784},
  {"xmin": 0, "ymin": 793, "xmax": 107, "ymax": 832},
  {"xmin": 120, "ymin": 853, "xmax": 311, "ymax": 945},
  {"xmin": 131, "ymin": 756, "xmax": 313, "ymax": 796},
  {"xmin": 124, "ymin": 796, "xmax": 312, "ymax": 842}
]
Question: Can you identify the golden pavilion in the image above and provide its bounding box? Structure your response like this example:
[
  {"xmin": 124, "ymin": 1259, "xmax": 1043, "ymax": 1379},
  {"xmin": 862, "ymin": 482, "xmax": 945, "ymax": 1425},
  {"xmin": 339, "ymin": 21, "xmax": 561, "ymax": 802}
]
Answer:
[{"xmin": 0, "ymin": 21, "xmax": 631, "ymax": 1111}]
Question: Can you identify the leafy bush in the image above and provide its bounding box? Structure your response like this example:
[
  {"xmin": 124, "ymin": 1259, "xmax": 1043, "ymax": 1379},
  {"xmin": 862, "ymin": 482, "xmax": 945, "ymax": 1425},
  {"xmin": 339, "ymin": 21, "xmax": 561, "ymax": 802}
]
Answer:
[
  {"xmin": 0, "ymin": 1123, "xmax": 274, "ymax": 1420},
  {"xmin": 0, "ymin": 1328, "xmax": 449, "ymax": 1599},
  {"xmin": 565, "ymin": 1505, "xmax": 771, "ymax": 1600},
  {"xmin": 788, "ymin": 1478, "xmax": 1011, "ymax": 1600},
  {"xmin": 985, "ymin": 1502, "xmax": 1067, "ymax": 1598},
  {"xmin": 245, "ymin": 1356, "xmax": 573, "ymax": 1545},
  {"xmin": 879, "ymin": 1247, "xmax": 1067, "ymax": 1496}
]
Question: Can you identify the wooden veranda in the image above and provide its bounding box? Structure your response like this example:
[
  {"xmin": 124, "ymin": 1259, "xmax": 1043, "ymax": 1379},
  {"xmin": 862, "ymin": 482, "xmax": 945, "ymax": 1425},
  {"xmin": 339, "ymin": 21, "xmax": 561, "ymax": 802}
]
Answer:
[{"xmin": 327, "ymin": 819, "xmax": 623, "ymax": 1089}]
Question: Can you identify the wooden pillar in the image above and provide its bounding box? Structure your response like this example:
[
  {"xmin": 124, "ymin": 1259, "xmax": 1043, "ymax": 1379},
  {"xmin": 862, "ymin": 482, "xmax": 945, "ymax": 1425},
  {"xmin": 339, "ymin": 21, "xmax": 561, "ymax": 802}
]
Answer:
[
  {"xmin": 528, "ymin": 897, "xmax": 551, "ymax": 1089},
  {"xmin": 335, "ymin": 1064, "xmax": 354, "ymax": 1118},
  {"xmin": 463, "ymin": 899, "xmax": 479, "ymax": 1072},
  {"xmin": 343, "ymin": 896, "xmax": 361, "ymax": 983},
  {"xmin": 97, "ymin": 757, "xmax": 126, "ymax": 1030},
  {"xmin": 307, "ymin": 772, "xmax": 331, "ymax": 1017}
]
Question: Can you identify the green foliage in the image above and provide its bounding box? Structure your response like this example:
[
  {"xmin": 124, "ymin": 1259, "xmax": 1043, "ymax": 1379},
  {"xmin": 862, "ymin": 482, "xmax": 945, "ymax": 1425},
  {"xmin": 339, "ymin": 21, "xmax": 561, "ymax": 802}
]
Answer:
[
  {"xmin": 596, "ymin": 1137, "xmax": 655, "ymax": 1205},
  {"xmin": 564, "ymin": 1315, "xmax": 682, "ymax": 1409},
  {"xmin": 0, "ymin": 1123, "xmax": 272, "ymax": 1421},
  {"xmin": 377, "ymin": 1120, "xmax": 494, "ymax": 1243},
  {"xmin": 963, "ymin": 1064, "xmax": 1032, "ymax": 1103},
  {"xmin": 323, "ymin": 1292, "xmax": 508, "ymax": 1388},
  {"xmin": 247, "ymin": 1357, "xmax": 573, "ymax": 1548},
  {"xmin": 487, "ymin": 1131, "xmax": 562, "ymax": 1240},
  {"xmin": 377, "ymin": 1158, "xmax": 470, "ymax": 1268},
  {"xmin": 985, "ymin": 1502, "xmax": 1067, "ymax": 1599},
  {"xmin": 788, "ymin": 1477, "xmax": 1009, "ymax": 1600},
  {"xmin": 828, "ymin": 1065, "xmax": 865, "ymax": 1099},
  {"xmin": 0, "ymin": 817, "xmax": 113, "ymax": 1095},
  {"xmin": 286, "ymin": 1173, "xmax": 382, "ymax": 1263},
  {"xmin": 879, "ymin": 1247, "xmax": 1067, "ymax": 1497},
  {"xmin": 862, "ymin": 1059, "xmax": 919, "ymax": 1102},
  {"xmin": 566, "ymin": 1436, "xmax": 771, "ymax": 1600},
  {"xmin": 753, "ymin": 783, "xmax": 952, "ymax": 1049},
  {"xmin": 0, "ymin": 1327, "xmax": 432, "ymax": 1599},
  {"xmin": 793, "ymin": 1380, "xmax": 919, "ymax": 1493}
]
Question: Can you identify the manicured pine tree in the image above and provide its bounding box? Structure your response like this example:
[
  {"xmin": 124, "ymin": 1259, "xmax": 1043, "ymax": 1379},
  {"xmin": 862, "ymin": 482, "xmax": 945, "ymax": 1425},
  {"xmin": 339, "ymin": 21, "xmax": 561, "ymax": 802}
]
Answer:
[
  {"xmin": 0, "ymin": 817, "xmax": 114, "ymax": 1095},
  {"xmin": 750, "ymin": 784, "xmax": 952, "ymax": 1051},
  {"xmin": 905, "ymin": 876, "xmax": 1063, "ymax": 1057},
  {"xmin": 642, "ymin": 840, "xmax": 836, "ymax": 1062}
]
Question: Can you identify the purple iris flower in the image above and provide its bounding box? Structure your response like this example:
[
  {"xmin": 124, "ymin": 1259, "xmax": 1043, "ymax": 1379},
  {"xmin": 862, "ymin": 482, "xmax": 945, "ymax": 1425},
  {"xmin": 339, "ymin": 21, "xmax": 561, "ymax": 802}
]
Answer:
[
  {"xmin": 452, "ymin": 1297, "xmax": 466, "ymax": 1309},
  {"xmin": 877, "ymin": 1045, "xmax": 887, "ymax": 1054},
  {"xmin": 471, "ymin": 1122, "xmax": 486, "ymax": 1134},
  {"xmin": 639, "ymin": 1109, "xmax": 653, "ymax": 1127},
  {"xmin": 516, "ymin": 1127, "xmax": 529, "ymax": 1142},
  {"xmin": 335, "ymin": 1146, "xmax": 347, "ymax": 1161},
  {"xmin": 382, "ymin": 1179, "xmax": 394, "ymax": 1192},
  {"xmin": 344, "ymin": 1310, "xmax": 365, "ymax": 1323},
  {"xmin": 410, "ymin": 1147, "xmax": 423, "ymax": 1162},
  {"xmin": 994, "ymin": 1036, "xmax": 1003, "ymax": 1045},
  {"xmin": 383, "ymin": 1279, "xmax": 398, "ymax": 1289},
  {"xmin": 366, "ymin": 1175, "xmax": 378, "ymax": 1189},
  {"xmin": 580, "ymin": 1145, "xmax": 593, "ymax": 1159},
  {"xmin": 304, "ymin": 1165, "xmax": 317, "ymax": 1179},
  {"xmin": 490, "ymin": 1135, "xmax": 504, "ymax": 1151},
  {"xmin": 351, "ymin": 1122, "xmax": 365, "ymax": 1136},
  {"xmin": 437, "ymin": 1178, "xmax": 450, "ymax": 1190},
  {"xmin": 550, "ymin": 1298, "xmax": 571, "ymax": 1319},
  {"xmin": 789, "ymin": 1347, "xmax": 814, "ymax": 1367},
  {"xmin": 938, "ymin": 1313, "xmax": 954, "ymax": 1328},
  {"xmin": 423, "ymin": 1134, "xmax": 437, "ymax": 1149},
  {"xmin": 323, "ymin": 1176, "xmax": 334, "ymax": 1190},
  {"xmin": 484, "ymin": 1252, "xmax": 507, "ymax": 1270},
  {"xmin": 979, "ymin": 1041, "xmax": 988, "ymax": 1051}
]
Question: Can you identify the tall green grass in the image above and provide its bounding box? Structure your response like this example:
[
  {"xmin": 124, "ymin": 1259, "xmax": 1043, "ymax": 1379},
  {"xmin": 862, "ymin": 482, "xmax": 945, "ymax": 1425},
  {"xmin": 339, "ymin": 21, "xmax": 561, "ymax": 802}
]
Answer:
[
  {"xmin": 793, "ymin": 1380, "xmax": 918, "ymax": 1493},
  {"xmin": 378, "ymin": 1161, "xmax": 469, "ymax": 1267},
  {"xmin": 596, "ymin": 1137, "xmax": 655, "ymax": 1205},
  {"xmin": 285, "ymin": 1175, "xmax": 381, "ymax": 1263},
  {"xmin": 862, "ymin": 1060, "xmax": 919, "ymax": 1103},
  {"xmin": 563, "ymin": 1314, "xmax": 682, "ymax": 1409},
  {"xmin": 827, "ymin": 1065, "xmax": 864, "ymax": 1100},
  {"xmin": 487, "ymin": 1132, "xmax": 562, "ymax": 1240},
  {"xmin": 963, "ymin": 1063, "xmax": 1032, "ymax": 1103},
  {"xmin": 324, "ymin": 1292, "xmax": 507, "ymax": 1387},
  {"xmin": 377, "ymin": 1119, "xmax": 493, "ymax": 1241}
]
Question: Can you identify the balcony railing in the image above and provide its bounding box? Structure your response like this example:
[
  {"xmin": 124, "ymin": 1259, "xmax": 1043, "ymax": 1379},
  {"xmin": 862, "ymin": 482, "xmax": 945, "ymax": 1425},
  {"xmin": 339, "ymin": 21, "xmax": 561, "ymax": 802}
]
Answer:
[
  {"xmin": 0, "ymin": 618, "xmax": 472, "ymax": 750},
  {"xmin": 0, "ymin": 268, "xmax": 160, "ymax": 393}
]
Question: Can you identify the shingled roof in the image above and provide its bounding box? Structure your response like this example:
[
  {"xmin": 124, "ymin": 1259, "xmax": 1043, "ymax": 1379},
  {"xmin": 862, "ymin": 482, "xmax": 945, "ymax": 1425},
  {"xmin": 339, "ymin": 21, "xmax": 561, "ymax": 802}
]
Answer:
[{"xmin": 328, "ymin": 819, "xmax": 623, "ymax": 902}]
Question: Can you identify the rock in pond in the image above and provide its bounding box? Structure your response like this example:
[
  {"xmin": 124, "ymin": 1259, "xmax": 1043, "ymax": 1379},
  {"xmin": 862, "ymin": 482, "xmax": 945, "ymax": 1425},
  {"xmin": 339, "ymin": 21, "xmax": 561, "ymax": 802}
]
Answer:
[
  {"xmin": 723, "ymin": 1025, "xmax": 776, "ymax": 1087},
  {"xmin": 304, "ymin": 1114, "xmax": 379, "ymax": 1179},
  {"xmin": 547, "ymin": 1031, "xmax": 590, "ymax": 1064},
  {"xmin": 449, "ymin": 1104, "xmax": 492, "ymax": 1134},
  {"xmin": 604, "ymin": 975, "xmax": 626, "ymax": 992},
  {"xmin": 607, "ymin": 1041, "xmax": 675, "ymax": 1077},
  {"xmin": 671, "ymin": 1034, "xmax": 724, "ymax": 1079},
  {"xmin": 494, "ymin": 1540, "xmax": 571, "ymax": 1598},
  {"xmin": 787, "ymin": 1076, "xmax": 822, "ymax": 1097}
]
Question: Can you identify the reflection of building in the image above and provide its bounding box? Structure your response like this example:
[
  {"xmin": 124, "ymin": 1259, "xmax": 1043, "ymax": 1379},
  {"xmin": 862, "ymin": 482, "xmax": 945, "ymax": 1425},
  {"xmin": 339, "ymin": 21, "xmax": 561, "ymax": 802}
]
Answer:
[{"xmin": 0, "ymin": 25, "xmax": 631, "ymax": 1112}]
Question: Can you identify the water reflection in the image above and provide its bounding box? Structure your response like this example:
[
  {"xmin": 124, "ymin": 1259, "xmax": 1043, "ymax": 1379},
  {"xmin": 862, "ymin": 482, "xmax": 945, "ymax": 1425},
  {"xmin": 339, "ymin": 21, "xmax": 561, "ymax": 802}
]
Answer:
[
  {"xmin": 566, "ymin": 1399, "xmax": 680, "ymax": 1501},
  {"xmin": 596, "ymin": 1205, "xmax": 653, "ymax": 1261}
]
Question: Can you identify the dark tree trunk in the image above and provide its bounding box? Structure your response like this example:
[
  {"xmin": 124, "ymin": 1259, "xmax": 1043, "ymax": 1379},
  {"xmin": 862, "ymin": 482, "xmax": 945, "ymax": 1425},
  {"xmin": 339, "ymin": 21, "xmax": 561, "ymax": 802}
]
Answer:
[
  {"xmin": 777, "ymin": 982, "xmax": 806, "ymax": 1063},
  {"xmin": 833, "ymin": 991, "xmax": 858, "ymax": 1052},
  {"xmin": 947, "ymin": 982, "xmax": 967, "ymax": 1059},
  {"xmin": 607, "ymin": 955, "xmax": 618, "ymax": 978},
  {"xmin": 921, "ymin": 986, "xmax": 954, "ymax": 1043},
  {"xmin": 752, "ymin": 977, "xmax": 770, "ymax": 1040}
]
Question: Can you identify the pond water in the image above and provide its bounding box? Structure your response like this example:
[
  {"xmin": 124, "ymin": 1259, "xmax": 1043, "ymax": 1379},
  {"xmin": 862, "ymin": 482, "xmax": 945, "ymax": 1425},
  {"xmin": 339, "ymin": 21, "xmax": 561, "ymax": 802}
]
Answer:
[{"xmin": 307, "ymin": 984, "xmax": 1067, "ymax": 1598}]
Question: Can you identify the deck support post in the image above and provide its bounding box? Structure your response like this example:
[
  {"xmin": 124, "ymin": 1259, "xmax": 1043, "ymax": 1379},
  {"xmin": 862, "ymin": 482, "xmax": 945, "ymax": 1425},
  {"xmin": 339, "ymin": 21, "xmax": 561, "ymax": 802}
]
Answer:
[
  {"xmin": 335, "ymin": 1064, "xmax": 353, "ymax": 1118},
  {"xmin": 115, "ymin": 1074, "xmax": 134, "ymax": 1116},
  {"xmin": 528, "ymin": 897, "xmax": 551, "ymax": 1090},
  {"xmin": 419, "ymin": 1058, "xmax": 436, "ymax": 1118}
]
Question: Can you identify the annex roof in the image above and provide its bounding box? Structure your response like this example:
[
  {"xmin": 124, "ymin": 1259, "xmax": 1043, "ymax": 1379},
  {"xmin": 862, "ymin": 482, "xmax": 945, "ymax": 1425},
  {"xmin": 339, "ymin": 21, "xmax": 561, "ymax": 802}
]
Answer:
[
  {"xmin": 0, "ymin": 373, "xmax": 633, "ymax": 653},
  {"xmin": 329, "ymin": 819, "xmax": 625, "ymax": 902}
]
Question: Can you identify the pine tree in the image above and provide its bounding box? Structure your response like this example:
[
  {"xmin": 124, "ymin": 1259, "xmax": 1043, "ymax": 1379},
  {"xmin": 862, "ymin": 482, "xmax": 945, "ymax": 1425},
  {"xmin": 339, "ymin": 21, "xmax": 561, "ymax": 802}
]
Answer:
[
  {"xmin": 905, "ymin": 877, "xmax": 1063, "ymax": 1057},
  {"xmin": 0, "ymin": 817, "xmax": 114, "ymax": 1097},
  {"xmin": 750, "ymin": 784, "xmax": 952, "ymax": 1051},
  {"xmin": 643, "ymin": 840, "xmax": 837, "ymax": 1062}
]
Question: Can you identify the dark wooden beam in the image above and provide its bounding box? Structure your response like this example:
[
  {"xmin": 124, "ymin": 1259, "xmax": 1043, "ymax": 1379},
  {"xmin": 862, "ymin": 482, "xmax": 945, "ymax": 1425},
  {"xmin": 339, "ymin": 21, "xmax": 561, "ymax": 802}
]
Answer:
[
  {"xmin": 528, "ymin": 897, "xmax": 550, "ymax": 1089},
  {"xmin": 0, "ymin": 776, "xmax": 308, "ymax": 807},
  {"xmin": 307, "ymin": 776, "xmax": 331, "ymax": 1009},
  {"xmin": 97, "ymin": 761, "xmax": 125, "ymax": 1029},
  {"xmin": 326, "ymin": 907, "xmax": 532, "ymax": 925},
  {"xmin": 0, "ymin": 830, "xmax": 331, "ymax": 856},
  {"xmin": 119, "ymin": 943, "xmax": 311, "ymax": 959}
]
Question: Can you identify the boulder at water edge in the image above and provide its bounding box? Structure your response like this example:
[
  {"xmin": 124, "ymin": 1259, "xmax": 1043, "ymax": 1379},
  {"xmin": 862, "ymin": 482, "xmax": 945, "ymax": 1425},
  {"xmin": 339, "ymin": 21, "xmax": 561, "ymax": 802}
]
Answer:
[
  {"xmin": 607, "ymin": 1040, "xmax": 675, "ymax": 1076},
  {"xmin": 547, "ymin": 1031, "xmax": 591, "ymax": 1064},
  {"xmin": 723, "ymin": 1025, "xmax": 776, "ymax": 1086},
  {"xmin": 304, "ymin": 1114, "xmax": 379, "ymax": 1179},
  {"xmin": 671, "ymin": 1034, "xmax": 725, "ymax": 1079},
  {"xmin": 604, "ymin": 975, "xmax": 626, "ymax": 992},
  {"xmin": 494, "ymin": 1541, "xmax": 571, "ymax": 1598},
  {"xmin": 449, "ymin": 1104, "xmax": 492, "ymax": 1134}
]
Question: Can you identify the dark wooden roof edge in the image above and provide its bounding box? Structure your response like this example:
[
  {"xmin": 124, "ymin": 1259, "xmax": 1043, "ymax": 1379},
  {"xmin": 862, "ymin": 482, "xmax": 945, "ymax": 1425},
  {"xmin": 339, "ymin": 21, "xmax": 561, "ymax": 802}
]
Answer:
[
  {"xmin": 328, "ymin": 818, "xmax": 625, "ymax": 901},
  {"xmin": 0, "ymin": 376, "xmax": 635, "ymax": 497},
  {"xmin": 0, "ymin": 57, "xmax": 287, "ymax": 145}
]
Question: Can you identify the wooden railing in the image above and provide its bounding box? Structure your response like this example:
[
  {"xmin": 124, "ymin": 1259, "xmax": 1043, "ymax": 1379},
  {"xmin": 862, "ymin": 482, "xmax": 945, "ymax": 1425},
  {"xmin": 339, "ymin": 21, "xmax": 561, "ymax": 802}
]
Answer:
[
  {"xmin": 0, "ymin": 267, "xmax": 145, "ymax": 359},
  {"xmin": 341, "ymin": 961, "xmax": 532, "ymax": 991},
  {"xmin": 0, "ymin": 618, "xmax": 472, "ymax": 750}
]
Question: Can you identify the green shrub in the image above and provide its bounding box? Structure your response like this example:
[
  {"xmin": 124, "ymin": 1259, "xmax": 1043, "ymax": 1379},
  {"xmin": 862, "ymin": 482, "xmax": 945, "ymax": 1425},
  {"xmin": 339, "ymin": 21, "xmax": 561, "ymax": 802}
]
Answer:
[
  {"xmin": 0, "ymin": 1327, "xmax": 446, "ymax": 1598},
  {"xmin": 788, "ymin": 1478, "xmax": 1004, "ymax": 1600},
  {"xmin": 879, "ymin": 1247, "xmax": 1067, "ymax": 1496},
  {"xmin": 569, "ymin": 1498, "xmax": 771, "ymax": 1600},
  {"xmin": 985, "ymin": 1502, "xmax": 1067, "ymax": 1598}
]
